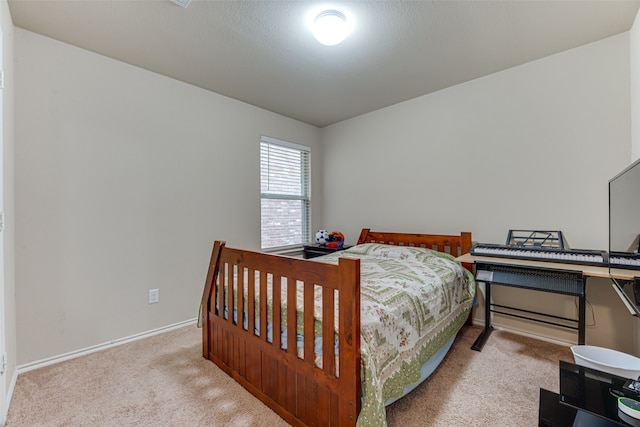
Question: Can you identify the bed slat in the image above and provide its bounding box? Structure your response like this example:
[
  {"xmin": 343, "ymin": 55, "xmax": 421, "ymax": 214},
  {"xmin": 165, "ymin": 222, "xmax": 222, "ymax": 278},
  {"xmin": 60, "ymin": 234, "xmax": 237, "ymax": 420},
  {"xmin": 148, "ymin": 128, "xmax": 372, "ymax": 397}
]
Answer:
[
  {"xmin": 238, "ymin": 266, "xmax": 245, "ymax": 329},
  {"xmin": 219, "ymin": 263, "xmax": 226, "ymax": 318},
  {"xmin": 303, "ymin": 282, "xmax": 314, "ymax": 365},
  {"xmin": 273, "ymin": 275, "xmax": 282, "ymax": 350},
  {"xmin": 227, "ymin": 263, "xmax": 234, "ymax": 323},
  {"xmin": 322, "ymin": 287, "xmax": 336, "ymax": 376},
  {"xmin": 260, "ymin": 271, "xmax": 268, "ymax": 342},
  {"xmin": 248, "ymin": 268, "xmax": 256, "ymax": 336},
  {"xmin": 287, "ymin": 278, "xmax": 297, "ymax": 356}
]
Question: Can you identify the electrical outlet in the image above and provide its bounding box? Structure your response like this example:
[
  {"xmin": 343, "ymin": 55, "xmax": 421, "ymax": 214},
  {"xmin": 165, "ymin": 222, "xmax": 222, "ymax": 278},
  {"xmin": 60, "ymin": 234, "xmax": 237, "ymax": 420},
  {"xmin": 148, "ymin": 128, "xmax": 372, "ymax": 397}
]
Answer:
[{"xmin": 148, "ymin": 289, "xmax": 160, "ymax": 304}]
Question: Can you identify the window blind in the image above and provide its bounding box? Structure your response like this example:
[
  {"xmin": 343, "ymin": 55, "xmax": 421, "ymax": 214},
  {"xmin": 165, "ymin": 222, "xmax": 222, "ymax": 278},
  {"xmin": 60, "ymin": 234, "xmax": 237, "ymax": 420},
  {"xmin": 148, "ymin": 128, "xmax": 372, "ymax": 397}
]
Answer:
[{"xmin": 260, "ymin": 136, "xmax": 311, "ymax": 250}]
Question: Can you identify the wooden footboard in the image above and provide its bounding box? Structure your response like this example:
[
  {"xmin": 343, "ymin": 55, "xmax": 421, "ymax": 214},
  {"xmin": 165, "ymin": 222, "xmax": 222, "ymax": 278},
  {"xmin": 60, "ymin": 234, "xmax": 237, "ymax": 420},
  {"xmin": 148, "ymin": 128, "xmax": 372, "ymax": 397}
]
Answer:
[{"xmin": 201, "ymin": 241, "xmax": 361, "ymax": 427}]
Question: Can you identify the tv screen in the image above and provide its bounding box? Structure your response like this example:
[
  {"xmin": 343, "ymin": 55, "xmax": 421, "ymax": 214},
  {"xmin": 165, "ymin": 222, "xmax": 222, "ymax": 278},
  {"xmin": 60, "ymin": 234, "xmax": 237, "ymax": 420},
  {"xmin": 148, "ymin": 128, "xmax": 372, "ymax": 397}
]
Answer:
[
  {"xmin": 609, "ymin": 158, "xmax": 640, "ymax": 315},
  {"xmin": 610, "ymin": 158, "xmax": 640, "ymax": 256}
]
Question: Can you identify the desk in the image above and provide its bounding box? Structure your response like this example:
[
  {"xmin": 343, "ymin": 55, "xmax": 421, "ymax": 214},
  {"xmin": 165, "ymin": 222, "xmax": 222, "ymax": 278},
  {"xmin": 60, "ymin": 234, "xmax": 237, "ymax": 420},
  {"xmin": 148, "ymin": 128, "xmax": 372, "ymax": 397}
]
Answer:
[
  {"xmin": 456, "ymin": 253, "xmax": 639, "ymax": 351},
  {"xmin": 457, "ymin": 253, "xmax": 638, "ymax": 281}
]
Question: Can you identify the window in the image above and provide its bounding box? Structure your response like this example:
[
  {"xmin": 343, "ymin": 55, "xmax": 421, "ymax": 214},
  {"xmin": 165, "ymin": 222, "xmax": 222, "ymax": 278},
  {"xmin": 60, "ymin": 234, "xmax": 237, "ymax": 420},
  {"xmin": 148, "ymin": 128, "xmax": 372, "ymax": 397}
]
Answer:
[{"xmin": 260, "ymin": 136, "xmax": 311, "ymax": 251}]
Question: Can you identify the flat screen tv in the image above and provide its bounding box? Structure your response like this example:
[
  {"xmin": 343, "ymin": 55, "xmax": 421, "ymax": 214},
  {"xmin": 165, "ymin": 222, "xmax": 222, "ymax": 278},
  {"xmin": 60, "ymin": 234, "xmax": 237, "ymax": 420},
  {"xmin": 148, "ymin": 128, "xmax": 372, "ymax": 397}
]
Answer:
[{"xmin": 609, "ymin": 157, "xmax": 640, "ymax": 316}]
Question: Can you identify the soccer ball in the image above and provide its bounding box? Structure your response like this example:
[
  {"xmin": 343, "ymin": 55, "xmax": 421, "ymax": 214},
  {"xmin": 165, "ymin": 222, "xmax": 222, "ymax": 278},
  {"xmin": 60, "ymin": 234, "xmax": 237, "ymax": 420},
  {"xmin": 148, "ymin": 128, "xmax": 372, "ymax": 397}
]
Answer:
[{"xmin": 315, "ymin": 230, "xmax": 329, "ymax": 245}]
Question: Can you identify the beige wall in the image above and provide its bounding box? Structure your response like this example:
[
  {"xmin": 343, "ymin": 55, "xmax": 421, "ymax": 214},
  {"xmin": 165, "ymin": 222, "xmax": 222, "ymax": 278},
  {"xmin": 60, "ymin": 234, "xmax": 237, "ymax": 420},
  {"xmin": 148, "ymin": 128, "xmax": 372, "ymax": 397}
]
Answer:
[
  {"xmin": 322, "ymin": 34, "xmax": 634, "ymax": 352},
  {"xmin": 14, "ymin": 29, "xmax": 322, "ymax": 365},
  {"xmin": 633, "ymin": 7, "xmax": 640, "ymax": 162}
]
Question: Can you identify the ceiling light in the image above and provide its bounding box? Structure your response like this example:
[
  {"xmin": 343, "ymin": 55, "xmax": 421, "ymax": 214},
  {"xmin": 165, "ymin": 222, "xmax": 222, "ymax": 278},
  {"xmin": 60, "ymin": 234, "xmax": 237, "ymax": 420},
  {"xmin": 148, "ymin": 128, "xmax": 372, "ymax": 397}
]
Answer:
[{"xmin": 313, "ymin": 10, "xmax": 349, "ymax": 46}]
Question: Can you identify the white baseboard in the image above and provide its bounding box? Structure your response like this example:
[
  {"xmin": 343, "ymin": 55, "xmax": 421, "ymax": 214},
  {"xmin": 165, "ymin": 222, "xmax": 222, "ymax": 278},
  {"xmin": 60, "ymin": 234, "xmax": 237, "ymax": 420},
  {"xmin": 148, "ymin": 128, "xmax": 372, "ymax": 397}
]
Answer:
[
  {"xmin": 16, "ymin": 318, "xmax": 198, "ymax": 375},
  {"xmin": 1, "ymin": 368, "xmax": 17, "ymax": 426},
  {"xmin": 471, "ymin": 317, "xmax": 574, "ymax": 348}
]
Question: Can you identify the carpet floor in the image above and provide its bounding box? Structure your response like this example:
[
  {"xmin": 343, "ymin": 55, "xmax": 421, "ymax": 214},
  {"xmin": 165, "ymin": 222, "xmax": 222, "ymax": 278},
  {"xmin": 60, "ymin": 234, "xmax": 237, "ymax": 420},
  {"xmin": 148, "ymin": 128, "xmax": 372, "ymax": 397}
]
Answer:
[{"xmin": 6, "ymin": 324, "xmax": 573, "ymax": 426}]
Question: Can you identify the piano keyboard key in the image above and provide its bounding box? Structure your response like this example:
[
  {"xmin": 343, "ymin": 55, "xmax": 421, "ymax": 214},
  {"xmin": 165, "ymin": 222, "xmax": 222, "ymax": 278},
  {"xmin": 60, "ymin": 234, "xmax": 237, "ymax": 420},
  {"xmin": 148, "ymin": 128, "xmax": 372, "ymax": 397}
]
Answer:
[{"xmin": 470, "ymin": 244, "xmax": 607, "ymax": 266}]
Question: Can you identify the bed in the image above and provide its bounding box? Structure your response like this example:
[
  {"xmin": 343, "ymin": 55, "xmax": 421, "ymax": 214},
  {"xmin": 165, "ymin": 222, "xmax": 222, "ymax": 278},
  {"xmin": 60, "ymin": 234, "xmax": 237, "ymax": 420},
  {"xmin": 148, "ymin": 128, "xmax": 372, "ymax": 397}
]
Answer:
[{"xmin": 200, "ymin": 229, "xmax": 474, "ymax": 427}]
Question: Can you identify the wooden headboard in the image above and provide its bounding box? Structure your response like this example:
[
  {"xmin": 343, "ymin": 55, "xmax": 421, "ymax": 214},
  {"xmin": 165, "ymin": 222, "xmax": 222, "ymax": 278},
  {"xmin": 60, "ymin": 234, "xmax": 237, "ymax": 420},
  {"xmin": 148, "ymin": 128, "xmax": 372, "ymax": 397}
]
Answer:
[{"xmin": 356, "ymin": 228, "xmax": 472, "ymax": 258}]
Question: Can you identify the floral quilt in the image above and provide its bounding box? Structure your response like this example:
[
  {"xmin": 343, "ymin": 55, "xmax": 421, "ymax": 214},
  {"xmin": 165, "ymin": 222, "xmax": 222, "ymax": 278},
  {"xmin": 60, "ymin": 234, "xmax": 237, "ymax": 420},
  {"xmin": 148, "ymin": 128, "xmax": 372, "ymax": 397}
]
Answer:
[{"xmin": 315, "ymin": 243, "xmax": 475, "ymax": 426}]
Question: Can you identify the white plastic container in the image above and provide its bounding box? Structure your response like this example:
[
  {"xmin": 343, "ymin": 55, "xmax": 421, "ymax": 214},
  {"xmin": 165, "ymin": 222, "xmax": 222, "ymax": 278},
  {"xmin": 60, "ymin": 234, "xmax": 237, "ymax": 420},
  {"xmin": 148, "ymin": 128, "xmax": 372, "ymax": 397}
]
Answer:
[{"xmin": 571, "ymin": 345, "xmax": 640, "ymax": 379}]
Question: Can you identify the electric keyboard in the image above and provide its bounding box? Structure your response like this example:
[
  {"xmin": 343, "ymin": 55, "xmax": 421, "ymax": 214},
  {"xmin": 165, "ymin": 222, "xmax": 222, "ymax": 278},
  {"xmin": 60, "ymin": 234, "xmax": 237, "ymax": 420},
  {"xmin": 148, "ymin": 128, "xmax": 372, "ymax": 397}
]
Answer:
[
  {"xmin": 609, "ymin": 252, "xmax": 640, "ymax": 269},
  {"xmin": 470, "ymin": 243, "xmax": 607, "ymax": 266}
]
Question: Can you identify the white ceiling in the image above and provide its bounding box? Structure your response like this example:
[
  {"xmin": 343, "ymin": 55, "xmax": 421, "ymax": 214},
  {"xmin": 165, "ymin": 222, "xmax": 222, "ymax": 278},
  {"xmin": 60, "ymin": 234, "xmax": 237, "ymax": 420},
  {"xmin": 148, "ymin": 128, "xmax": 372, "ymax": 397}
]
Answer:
[{"xmin": 8, "ymin": 0, "xmax": 640, "ymax": 127}]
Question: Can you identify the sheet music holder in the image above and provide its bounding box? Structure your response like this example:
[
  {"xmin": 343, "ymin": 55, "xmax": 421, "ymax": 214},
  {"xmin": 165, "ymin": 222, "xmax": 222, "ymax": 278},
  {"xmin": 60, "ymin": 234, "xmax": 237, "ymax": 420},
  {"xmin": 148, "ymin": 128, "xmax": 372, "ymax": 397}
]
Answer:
[{"xmin": 506, "ymin": 230, "xmax": 566, "ymax": 249}]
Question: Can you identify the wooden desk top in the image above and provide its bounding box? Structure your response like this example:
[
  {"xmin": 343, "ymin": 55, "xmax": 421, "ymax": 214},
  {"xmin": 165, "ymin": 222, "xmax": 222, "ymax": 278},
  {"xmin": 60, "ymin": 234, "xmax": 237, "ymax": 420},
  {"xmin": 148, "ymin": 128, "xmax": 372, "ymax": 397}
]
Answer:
[{"xmin": 456, "ymin": 253, "xmax": 639, "ymax": 281}]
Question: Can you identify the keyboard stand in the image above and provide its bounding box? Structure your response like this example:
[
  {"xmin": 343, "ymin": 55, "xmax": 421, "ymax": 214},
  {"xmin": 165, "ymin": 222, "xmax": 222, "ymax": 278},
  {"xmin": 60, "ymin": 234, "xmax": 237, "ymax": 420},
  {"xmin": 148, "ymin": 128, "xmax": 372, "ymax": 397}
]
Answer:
[
  {"xmin": 471, "ymin": 276, "xmax": 494, "ymax": 351},
  {"xmin": 470, "ymin": 261, "xmax": 586, "ymax": 351}
]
